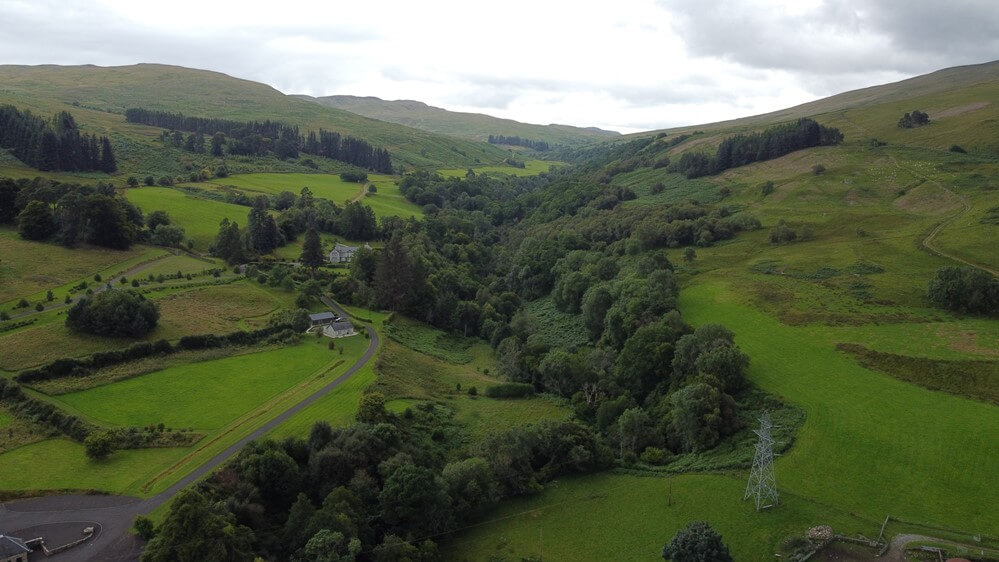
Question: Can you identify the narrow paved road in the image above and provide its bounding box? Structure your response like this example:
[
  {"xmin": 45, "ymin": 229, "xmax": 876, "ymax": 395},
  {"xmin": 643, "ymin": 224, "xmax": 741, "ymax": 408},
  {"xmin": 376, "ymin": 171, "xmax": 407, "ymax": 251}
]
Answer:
[{"xmin": 0, "ymin": 300, "xmax": 378, "ymax": 561}]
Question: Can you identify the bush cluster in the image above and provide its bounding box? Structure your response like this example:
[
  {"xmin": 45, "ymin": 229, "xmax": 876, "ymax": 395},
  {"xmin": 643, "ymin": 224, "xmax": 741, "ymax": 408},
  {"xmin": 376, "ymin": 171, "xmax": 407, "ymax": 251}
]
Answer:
[
  {"xmin": 66, "ymin": 290, "xmax": 159, "ymax": 337},
  {"xmin": 484, "ymin": 382, "xmax": 535, "ymax": 398}
]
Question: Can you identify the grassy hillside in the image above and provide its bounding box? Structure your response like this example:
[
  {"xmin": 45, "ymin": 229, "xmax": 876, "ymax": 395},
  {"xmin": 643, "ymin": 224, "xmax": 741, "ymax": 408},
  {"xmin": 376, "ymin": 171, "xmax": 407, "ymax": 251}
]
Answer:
[
  {"xmin": 298, "ymin": 94, "xmax": 619, "ymax": 146},
  {"xmin": 442, "ymin": 62, "xmax": 999, "ymax": 559},
  {"xmin": 636, "ymin": 59, "xmax": 999, "ymax": 140},
  {"xmin": 0, "ymin": 64, "xmax": 510, "ymax": 178}
]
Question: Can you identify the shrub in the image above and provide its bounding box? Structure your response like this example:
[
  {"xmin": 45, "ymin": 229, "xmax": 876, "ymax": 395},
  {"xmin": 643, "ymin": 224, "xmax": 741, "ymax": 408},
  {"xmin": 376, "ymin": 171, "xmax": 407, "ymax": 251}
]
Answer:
[
  {"xmin": 34, "ymin": 302, "xmax": 44, "ymax": 312},
  {"xmin": 927, "ymin": 266, "xmax": 999, "ymax": 315},
  {"xmin": 811, "ymin": 164, "xmax": 826, "ymax": 175},
  {"xmin": 467, "ymin": 386, "xmax": 478, "ymax": 396},
  {"xmin": 340, "ymin": 171, "xmax": 368, "ymax": 183},
  {"xmin": 760, "ymin": 181, "xmax": 775, "ymax": 196},
  {"xmin": 650, "ymin": 182, "xmax": 665, "ymax": 195},
  {"xmin": 484, "ymin": 382, "xmax": 535, "ymax": 399},
  {"xmin": 662, "ymin": 521, "xmax": 733, "ymax": 562},
  {"xmin": 640, "ymin": 446, "xmax": 670, "ymax": 465},
  {"xmin": 84, "ymin": 431, "xmax": 116, "ymax": 460},
  {"xmin": 66, "ymin": 290, "xmax": 159, "ymax": 337},
  {"xmin": 133, "ymin": 515, "xmax": 156, "ymax": 541},
  {"xmin": 949, "ymin": 144, "xmax": 967, "ymax": 153}
]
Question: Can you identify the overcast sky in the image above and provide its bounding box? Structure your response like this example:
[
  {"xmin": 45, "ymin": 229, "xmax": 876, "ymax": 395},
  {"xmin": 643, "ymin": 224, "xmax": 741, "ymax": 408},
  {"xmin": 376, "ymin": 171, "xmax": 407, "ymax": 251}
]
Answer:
[{"xmin": 2, "ymin": 0, "xmax": 997, "ymax": 133}]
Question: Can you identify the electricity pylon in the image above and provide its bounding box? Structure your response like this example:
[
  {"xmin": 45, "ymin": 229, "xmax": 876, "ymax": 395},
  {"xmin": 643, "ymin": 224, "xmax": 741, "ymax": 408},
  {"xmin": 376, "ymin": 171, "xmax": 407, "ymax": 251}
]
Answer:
[{"xmin": 744, "ymin": 410, "xmax": 779, "ymax": 511}]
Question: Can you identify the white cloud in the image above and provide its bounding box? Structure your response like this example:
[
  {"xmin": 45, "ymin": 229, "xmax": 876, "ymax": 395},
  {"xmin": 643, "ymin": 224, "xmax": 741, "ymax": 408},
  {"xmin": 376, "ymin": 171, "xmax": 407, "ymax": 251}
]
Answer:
[{"xmin": 0, "ymin": 0, "xmax": 995, "ymax": 133}]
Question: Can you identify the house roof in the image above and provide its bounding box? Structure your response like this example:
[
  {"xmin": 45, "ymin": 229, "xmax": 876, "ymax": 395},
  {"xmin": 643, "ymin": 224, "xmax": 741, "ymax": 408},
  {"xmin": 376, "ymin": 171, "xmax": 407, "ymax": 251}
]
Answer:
[
  {"xmin": 309, "ymin": 312, "xmax": 336, "ymax": 322},
  {"xmin": 330, "ymin": 243, "xmax": 359, "ymax": 254},
  {"xmin": 0, "ymin": 535, "xmax": 31, "ymax": 557},
  {"xmin": 328, "ymin": 321, "xmax": 354, "ymax": 331}
]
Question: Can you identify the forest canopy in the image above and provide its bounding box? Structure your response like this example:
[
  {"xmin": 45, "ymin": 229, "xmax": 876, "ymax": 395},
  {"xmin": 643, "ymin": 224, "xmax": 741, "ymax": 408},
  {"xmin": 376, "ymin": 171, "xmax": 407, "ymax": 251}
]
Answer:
[
  {"xmin": 670, "ymin": 118, "xmax": 843, "ymax": 178},
  {"xmin": 0, "ymin": 106, "xmax": 116, "ymax": 172}
]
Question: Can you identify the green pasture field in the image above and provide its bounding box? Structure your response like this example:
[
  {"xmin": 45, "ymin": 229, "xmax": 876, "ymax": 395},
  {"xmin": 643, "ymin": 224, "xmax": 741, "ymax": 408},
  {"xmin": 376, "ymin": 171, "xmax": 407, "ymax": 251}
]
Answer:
[
  {"xmin": 53, "ymin": 340, "xmax": 336, "ymax": 429},
  {"xmin": 0, "ymin": 280, "xmax": 289, "ymax": 371},
  {"xmin": 0, "ymin": 227, "xmax": 166, "ymax": 307},
  {"xmin": 124, "ymin": 187, "xmax": 251, "ymax": 250},
  {"xmin": 179, "ymin": 172, "xmax": 423, "ymax": 220},
  {"xmin": 268, "ymin": 336, "xmax": 375, "ymax": 438},
  {"xmin": 181, "ymin": 172, "xmax": 368, "ymax": 201},
  {"xmin": 444, "ymin": 281, "xmax": 997, "ymax": 559},
  {"xmin": 0, "ymin": 337, "xmax": 352, "ymax": 496},
  {"xmin": 352, "ymin": 175, "xmax": 424, "ymax": 219},
  {"xmin": 266, "ymin": 303, "xmax": 388, "ymax": 438},
  {"xmin": 438, "ymin": 159, "xmax": 565, "ymax": 178},
  {"xmin": 443, "ymin": 472, "xmax": 873, "ymax": 561},
  {"xmin": 681, "ymin": 281, "xmax": 997, "ymax": 530},
  {"xmin": 0, "ymin": 439, "xmax": 188, "ymax": 494}
]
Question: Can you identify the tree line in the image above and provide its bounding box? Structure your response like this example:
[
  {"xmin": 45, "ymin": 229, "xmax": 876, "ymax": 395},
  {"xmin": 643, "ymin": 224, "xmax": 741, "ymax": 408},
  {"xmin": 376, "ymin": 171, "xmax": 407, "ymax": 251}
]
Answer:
[
  {"xmin": 488, "ymin": 134, "xmax": 551, "ymax": 151},
  {"xmin": 0, "ymin": 106, "xmax": 116, "ymax": 172},
  {"xmin": 125, "ymin": 108, "xmax": 392, "ymax": 172},
  {"xmin": 670, "ymin": 118, "xmax": 843, "ymax": 178}
]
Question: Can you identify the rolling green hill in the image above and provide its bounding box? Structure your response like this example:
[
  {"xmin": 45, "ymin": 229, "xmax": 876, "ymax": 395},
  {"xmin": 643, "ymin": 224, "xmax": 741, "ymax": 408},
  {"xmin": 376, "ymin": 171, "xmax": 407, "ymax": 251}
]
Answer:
[
  {"xmin": 296, "ymin": 94, "xmax": 619, "ymax": 146},
  {"xmin": 635, "ymin": 59, "xmax": 999, "ymax": 143},
  {"xmin": 0, "ymin": 64, "xmax": 510, "ymax": 177}
]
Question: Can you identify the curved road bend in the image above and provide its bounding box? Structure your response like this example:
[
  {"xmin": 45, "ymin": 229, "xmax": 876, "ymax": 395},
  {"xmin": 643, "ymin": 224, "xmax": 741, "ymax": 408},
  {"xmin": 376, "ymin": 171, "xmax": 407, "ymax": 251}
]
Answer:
[{"xmin": 0, "ymin": 301, "xmax": 379, "ymax": 562}]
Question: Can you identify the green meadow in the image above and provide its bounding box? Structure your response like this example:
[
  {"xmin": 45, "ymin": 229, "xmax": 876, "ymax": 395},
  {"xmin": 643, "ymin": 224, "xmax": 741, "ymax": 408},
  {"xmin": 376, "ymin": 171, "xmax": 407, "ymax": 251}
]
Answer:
[
  {"xmin": 124, "ymin": 187, "xmax": 251, "ymax": 250},
  {"xmin": 0, "ymin": 337, "xmax": 355, "ymax": 495},
  {"xmin": 444, "ymin": 472, "xmax": 873, "ymax": 561},
  {"xmin": 443, "ymin": 281, "xmax": 997, "ymax": 560},
  {"xmin": 183, "ymin": 172, "xmax": 424, "ymax": 220},
  {"xmin": 54, "ymin": 342, "xmax": 335, "ymax": 429}
]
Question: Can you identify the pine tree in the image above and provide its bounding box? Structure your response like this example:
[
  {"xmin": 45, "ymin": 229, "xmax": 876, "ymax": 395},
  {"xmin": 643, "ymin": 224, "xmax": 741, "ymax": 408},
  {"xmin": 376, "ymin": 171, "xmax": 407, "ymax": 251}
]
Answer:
[
  {"xmin": 100, "ymin": 136, "xmax": 117, "ymax": 173},
  {"xmin": 300, "ymin": 227, "xmax": 324, "ymax": 271}
]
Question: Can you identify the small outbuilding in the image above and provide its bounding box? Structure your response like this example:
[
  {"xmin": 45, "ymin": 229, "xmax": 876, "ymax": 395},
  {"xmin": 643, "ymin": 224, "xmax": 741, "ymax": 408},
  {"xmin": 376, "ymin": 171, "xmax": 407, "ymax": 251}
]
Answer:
[
  {"xmin": 309, "ymin": 312, "xmax": 337, "ymax": 327},
  {"xmin": 0, "ymin": 535, "xmax": 31, "ymax": 562},
  {"xmin": 323, "ymin": 321, "xmax": 356, "ymax": 338}
]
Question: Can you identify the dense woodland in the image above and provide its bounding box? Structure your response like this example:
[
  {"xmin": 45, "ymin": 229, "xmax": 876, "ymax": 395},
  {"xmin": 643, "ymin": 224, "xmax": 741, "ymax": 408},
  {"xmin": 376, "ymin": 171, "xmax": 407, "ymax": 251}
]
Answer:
[
  {"xmin": 670, "ymin": 118, "xmax": 842, "ymax": 178},
  {"xmin": 0, "ymin": 177, "xmax": 147, "ymax": 248},
  {"xmin": 139, "ymin": 142, "xmax": 775, "ymax": 558},
  {"xmin": 125, "ymin": 108, "xmax": 393, "ymax": 172},
  {"xmin": 487, "ymin": 134, "xmax": 551, "ymax": 151},
  {"xmin": 0, "ymin": 106, "xmax": 116, "ymax": 172}
]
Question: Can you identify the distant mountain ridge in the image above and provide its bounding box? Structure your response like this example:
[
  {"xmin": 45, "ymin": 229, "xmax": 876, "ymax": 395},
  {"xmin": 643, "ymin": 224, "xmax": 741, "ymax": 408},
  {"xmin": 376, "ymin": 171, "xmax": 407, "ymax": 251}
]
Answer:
[{"xmin": 295, "ymin": 94, "xmax": 620, "ymax": 147}]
